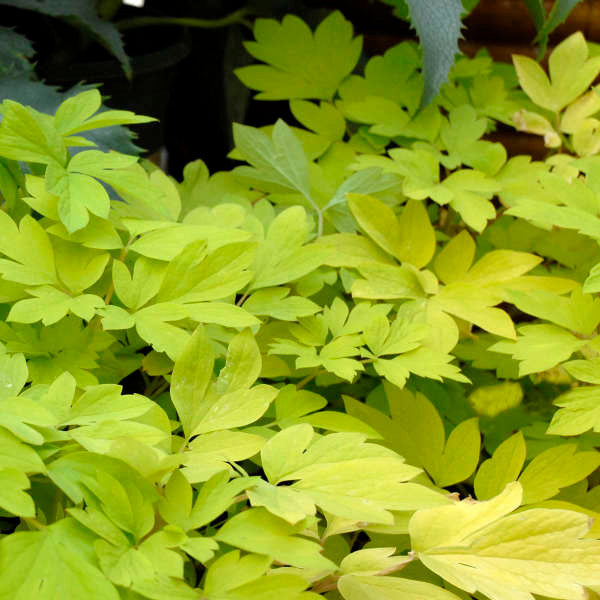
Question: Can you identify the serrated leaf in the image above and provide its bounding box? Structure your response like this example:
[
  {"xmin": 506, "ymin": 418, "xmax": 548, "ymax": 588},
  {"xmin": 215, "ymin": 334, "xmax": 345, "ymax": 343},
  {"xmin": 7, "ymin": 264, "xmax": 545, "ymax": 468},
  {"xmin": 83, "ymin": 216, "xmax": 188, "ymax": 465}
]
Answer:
[{"xmin": 405, "ymin": 0, "xmax": 464, "ymax": 105}]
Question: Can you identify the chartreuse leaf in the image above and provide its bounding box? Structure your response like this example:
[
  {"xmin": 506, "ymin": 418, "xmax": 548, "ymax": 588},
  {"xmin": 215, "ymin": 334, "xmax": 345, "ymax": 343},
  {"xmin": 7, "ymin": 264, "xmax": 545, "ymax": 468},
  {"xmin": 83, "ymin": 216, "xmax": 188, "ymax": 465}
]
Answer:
[
  {"xmin": 235, "ymin": 11, "xmax": 361, "ymax": 101},
  {"xmin": 203, "ymin": 550, "xmax": 315, "ymax": 600},
  {"xmin": 338, "ymin": 574, "xmax": 462, "ymax": 600},
  {"xmin": 0, "ymin": 352, "xmax": 26, "ymax": 400},
  {"xmin": 431, "ymin": 248, "xmax": 545, "ymax": 339},
  {"xmin": 518, "ymin": 444, "xmax": 600, "ymax": 504},
  {"xmin": 0, "ymin": 468, "xmax": 34, "ymax": 517},
  {"xmin": 0, "ymin": 212, "xmax": 57, "ymax": 286},
  {"xmin": 290, "ymin": 99, "xmax": 346, "ymax": 144},
  {"xmin": 514, "ymin": 32, "xmax": 600, "ymax": 112},
  {"xmin": 112, "ymin": 256, "xmax": 166, "ymax": 311},
  {"xmin": 347, "ymin": 386, "xmax": 479, "ymax": 487},
  {"xmin": 54, "ymin": 89, "xmax": 155, "ymax": 136},
  {"xmin": 155, "ymin": 240, "xmax": 254, "ymax": 304},
  {"xmin": 0, "ymin": 98, "xmax": 67, "ymax": 165},
  {"xmin": 233, "ymin": 120, "xmax": 311, "ymax": 199},
  {"xmin": 8, "ymin": 286, "xmax": 104, "ymax": 325},
  {"xmin": 440, "ymin": 105, "xmax": 507, "ymax": 175},
  {"xmin": 0, "ymin": 518, "xmax": 120, "ymax": 600},
  {"xmin": 260, "ymin": 423, "xmax": 425, "ymax": 524},
  {"xmin": 348, "ymin": 194, "xmax": 435, "ymax": 268},
  {"xmin": 171, "ymin": 327, "xmax": 276, "ymax": 440},
  {"xmin": 468, "ymin": 382, "xmax": 523, "ymax": 418},
  {"xmin": 474, "ymin": 432, "xmax": 526, "ymax": 500},
  {"xmin": 508, "ymin": 287, "xmax": 600, "ymax": 336},
  {"xmin": 243, "ymin": 287, "xmax": 320, "ymax": 321},
  {"xmin": 548, "ymin": 385, "xmax": 600, "ymax": 435},
  {"xmin": 411, "ymin": 482, "xmax": 600, "ymax": 600},
  {"xmin": 215, "ymin": 507, "xmax": 336, "ymax": 571},
  {"xmin": 250, "ymin": 206, "xmax": 327, "ymax": 289},
  {"xmin": 339, "ymin": 547, "xmax": 411, "ymax": 576},
  {"xmin": 433, "ymin": 231, "xmax": 475, "ymax": 285},
  {"xmin": 489, "ymin": 324, "xmax": 587, "ymax": 375}
]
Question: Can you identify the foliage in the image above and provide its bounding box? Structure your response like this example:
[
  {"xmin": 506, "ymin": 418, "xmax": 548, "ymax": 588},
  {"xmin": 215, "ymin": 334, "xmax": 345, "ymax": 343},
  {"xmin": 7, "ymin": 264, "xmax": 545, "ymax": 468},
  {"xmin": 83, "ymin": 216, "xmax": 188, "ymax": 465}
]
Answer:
[
  {"xmin": 380, "ymin": 0, "xmax": 586, "ymax": 104},
  {"xmin": 0, "ymin": 10, "xmax": 600, "ymax": 600}
]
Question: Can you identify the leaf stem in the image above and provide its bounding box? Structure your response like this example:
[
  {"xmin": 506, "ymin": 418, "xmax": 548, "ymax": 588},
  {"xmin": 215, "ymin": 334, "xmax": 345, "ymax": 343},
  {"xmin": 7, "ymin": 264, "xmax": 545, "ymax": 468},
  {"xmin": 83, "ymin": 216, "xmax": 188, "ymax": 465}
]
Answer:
[
  {"xmin": 296, "ymin": 368, "xmax": 321, "ymax": 389},
  {"xmin": 115, "ymin": 9, "xmax": 251, "ymax": 32}
]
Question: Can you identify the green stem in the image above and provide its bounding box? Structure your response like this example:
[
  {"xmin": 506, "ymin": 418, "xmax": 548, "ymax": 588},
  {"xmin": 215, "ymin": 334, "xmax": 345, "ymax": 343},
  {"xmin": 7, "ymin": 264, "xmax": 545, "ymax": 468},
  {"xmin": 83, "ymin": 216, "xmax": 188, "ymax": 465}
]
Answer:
[
  {"xmin": 115, "ymin": 8, "xmax": 250, "ymax": 32},
  {"xmin": 296, "ymin": 369, "xmax": 321, "ymax": 389}
]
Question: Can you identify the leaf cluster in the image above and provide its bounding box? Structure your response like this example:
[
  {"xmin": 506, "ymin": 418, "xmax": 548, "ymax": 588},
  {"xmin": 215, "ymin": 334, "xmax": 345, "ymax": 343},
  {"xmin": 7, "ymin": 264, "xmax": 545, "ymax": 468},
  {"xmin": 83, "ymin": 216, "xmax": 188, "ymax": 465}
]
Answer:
[{"xmin": 0, "ymin": 11, "xmax": 599, "ymax": 600}]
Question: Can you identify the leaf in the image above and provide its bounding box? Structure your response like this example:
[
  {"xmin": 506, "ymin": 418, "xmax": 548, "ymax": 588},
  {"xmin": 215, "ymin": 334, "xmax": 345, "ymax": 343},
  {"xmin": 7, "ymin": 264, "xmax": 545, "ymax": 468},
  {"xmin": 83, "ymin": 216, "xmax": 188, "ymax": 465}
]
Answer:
[
  {"xmin": 0, "ymin": 518, "xmax": 119, "ymax": 600},
  {"xmin": 410, "ymin": 482, "xmax": 600, "ymax": 600},
  {"xmin": 315, "ymin": 234, "xmax": 393, "ymax": 269},
  {"xmin": 468, "ymin": 382, "xmax": 523, "ymax": 418},
  {"xmin": 233, "ymin": 120, "xmax": 311, "ymax": 201},
  {"xmin": 155, "ymin": 241, "xmax": 254, "ymax": 304},
  {"xmin": 185, "ymin": 302, "xmax": 260, "ymax": 328},
  {"xmin": 433, "ymin": 230, "xmax": 475, "ymax": 285},
  {"xmin": 251, "ymin": 206, "xmax": 327, "ymax": 290},
  {"xmin": 348, "ymin": 194, "xmax": 435, "ymax": 268},
  {"xmin": 54, "ymin": 90, "xmax": 154, "ymax": 135},
  {"xmin": 489, "ymin": 324, "xmax": 586, "ymax": 375},
  {"xmin": 339, "ymin": 574, "xmax": 462, "ymax": 600},
  {"xmin": 0, "ymin": 468, "xmax": 34, "ymax": 517},
  {"xmin": 440, "ymin": 105, "xmax": 507, "ymax": 175},
  {"xmin": 0, "ymin": 212, "xmax": 57, "ymax": 286},
  {"xmin": 548, "ymin": 385, "xmax": 600, "ymax": 435},
  {"xmin": 507, "ymin": 287, "xmax": 600, "ymax": 337},
  {"xmin": 290, "ymin": 99, "xmax": 346, "ymax": 143},
  {"xmin": 514, "ymin": 32, "xmax": 600, "ymax": 112},
  {"xmin": 112, "ymin": 257, "xmax": 165, "ymax": 311},
  {"xmin": 260, "ymin": 424, "xmax": 423, "ymax": 524},
  {"xmin": 0, "ymin": 352, "xmax": 26, "ymax": 400},
  {"xmin": 171, "ymin": 326, "xmax": 276, "ymax": 439},
  {"xmin": 132, "ymin": 303, "xmax": 190, "ymax": 361},
  {"xmin": 247, "ymin": 479, "xmax": 316, "ymax": 524},
  {"xmin": 474, "ymin": 432, "xmax": 526, "ymax": 500},
  {"xmin": 432, "ymin": 417, "xmax": 480, "ymax": 488},
  {"xmin": 63, "ymin": 384, "xmax": 152, "ymax": 426},
  {"xmin": 235, "ymin": 11, "xmax": 361, "ymax": 100},
  {"xmin": 352, "ymin": 262, "xmax": 425, "ymax": 300},
  {"xmin": 170, "ymin": 326, "xmax": 214, "ymax": 440},
  {"xmin": 244, "ymin": 288, "xmax": 320, "ymax": 321},
  {"xmin": 215, "ymin": 507, "xmax": 336, "ymax": 571},
  {"xmin": 203, "ymin": 551, "xmax": 270, "ymax": 595},
  {"xmin": 404, "ymin": 0, "xmax": 464, "ymax": 105},
  {"xmin": 203, "ymin": 550, "xmax": 314, "ymax": 600},
  {"xmin": 8, "ymin": 286, "xmax": 104, "ymax": 325},
  {"xmin": 518, "ymin": 444, "xmax": 600, "ymax": 504},
  {"xmin": 0, "ymin": 98, "xmax": 67, "ymax": 164},
  {"xmin": 339, "ymin": 547, "xmax": 410, "ymax": 576},
  {"xmin": 535, "ymin": 1, "xmax": 587, "ymax": 58}
]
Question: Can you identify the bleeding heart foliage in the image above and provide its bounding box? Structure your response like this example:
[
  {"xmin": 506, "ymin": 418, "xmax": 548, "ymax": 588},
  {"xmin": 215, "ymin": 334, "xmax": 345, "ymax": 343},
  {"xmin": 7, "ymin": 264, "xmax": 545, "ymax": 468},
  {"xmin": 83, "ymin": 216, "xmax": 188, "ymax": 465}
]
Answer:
[{"xmin": 1, "ymin": 11, "xmax": 600, "ymax": 600}]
